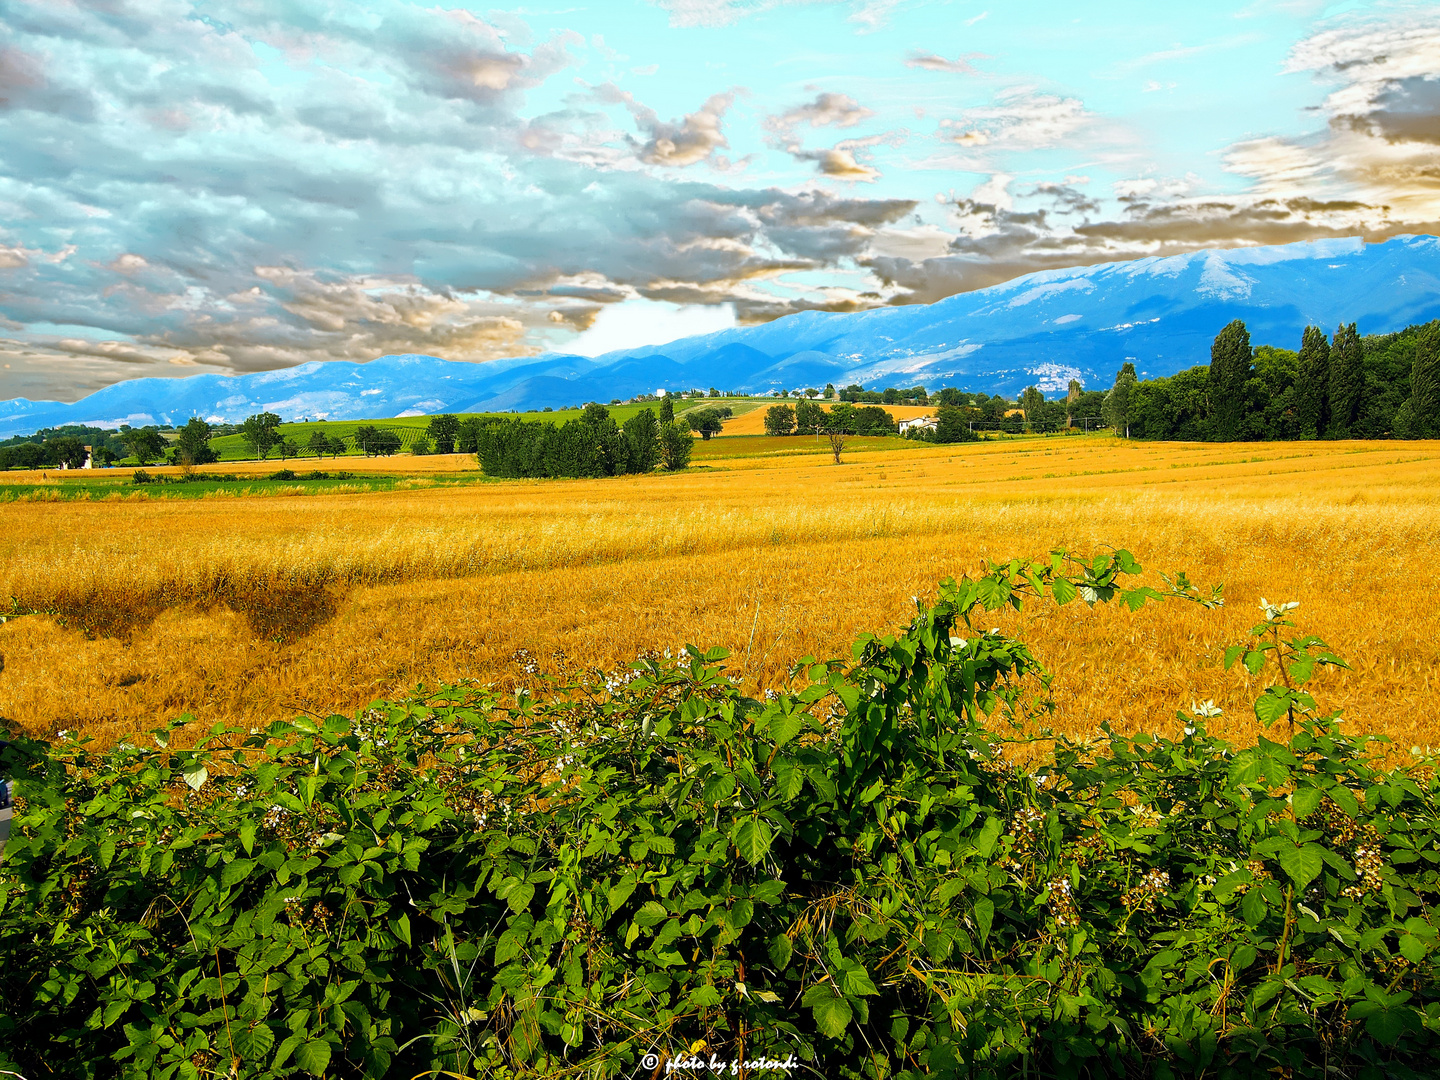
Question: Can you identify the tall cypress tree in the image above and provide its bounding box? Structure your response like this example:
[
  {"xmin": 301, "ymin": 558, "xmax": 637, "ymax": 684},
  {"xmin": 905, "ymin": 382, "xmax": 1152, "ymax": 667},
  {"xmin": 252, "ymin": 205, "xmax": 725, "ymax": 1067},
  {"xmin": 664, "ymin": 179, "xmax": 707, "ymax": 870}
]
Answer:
[
  {"xmin": 1207, "ymin": 319, "xmax": 1253, "ymax": 442},
  {"xmin": 659, "ymin": 394, "xmax": 675, "ymax": 424},
  {"xmin": 1101, "ymin": 362, "xmax": 1138, "ymax": 437},
  {"xmin": 1327, "ymin": 322, "xmax": 1365, "ymax": 437},
  {"xmin": 1406, "ymin": 321, "xmax": 1440, "ymax": 438},
  {"xmin": 1294, "ymin": 325, "xmax": 1330, "ymax": 438}
]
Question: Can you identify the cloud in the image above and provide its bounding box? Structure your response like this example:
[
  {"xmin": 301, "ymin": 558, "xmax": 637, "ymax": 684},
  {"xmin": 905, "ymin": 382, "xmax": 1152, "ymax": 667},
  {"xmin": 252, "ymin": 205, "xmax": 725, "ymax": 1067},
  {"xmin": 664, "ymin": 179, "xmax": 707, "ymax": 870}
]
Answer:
[
  {"xmin": 773, "ymin": 91, "xmax": 873, "ymax": 130},
  {"xmin": 595, "ymin": 83, "xmax": 736, "ymax": 166},
  {"xmin": 904, "ymin": 51, "xmax": 986, "ymax": 75},
  {"xmin": 0, "ymin": 0, "xmax": 922, "ymax": 400},
  {"xmin": 938, "ymin": 89, "xmax": 1092, "ymax": 150},
  {"xmin": 807, "ymin": 147, "xmax": 881, "ymax": 181},
  {"xmin": 766, "ymin": 93, "xmax": 891, "ymax": 181}
]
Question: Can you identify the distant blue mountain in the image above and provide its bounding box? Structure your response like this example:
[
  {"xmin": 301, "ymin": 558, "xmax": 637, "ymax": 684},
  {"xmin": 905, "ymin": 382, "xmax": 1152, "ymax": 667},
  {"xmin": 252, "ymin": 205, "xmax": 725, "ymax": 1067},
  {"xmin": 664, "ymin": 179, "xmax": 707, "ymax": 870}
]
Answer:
[{"xmin": 3, "ymin": 234, "xmax": 1437, "ymax": 438}]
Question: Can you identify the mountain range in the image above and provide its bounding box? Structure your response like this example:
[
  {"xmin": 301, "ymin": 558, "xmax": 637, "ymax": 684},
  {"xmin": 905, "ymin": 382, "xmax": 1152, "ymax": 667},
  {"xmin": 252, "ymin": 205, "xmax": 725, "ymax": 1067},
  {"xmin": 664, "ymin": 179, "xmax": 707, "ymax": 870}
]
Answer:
[{"xmin": 2, "ymin": 234, "xmax": 1437, "ymax": 438}]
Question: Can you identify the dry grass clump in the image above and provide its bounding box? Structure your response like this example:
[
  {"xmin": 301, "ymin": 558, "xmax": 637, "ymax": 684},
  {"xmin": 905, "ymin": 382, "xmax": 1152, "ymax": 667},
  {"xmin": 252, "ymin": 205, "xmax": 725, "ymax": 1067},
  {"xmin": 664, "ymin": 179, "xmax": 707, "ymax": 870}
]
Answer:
[{"xmin": 1, "ymin": 435, "xmax": 1438, "ymax": 751}]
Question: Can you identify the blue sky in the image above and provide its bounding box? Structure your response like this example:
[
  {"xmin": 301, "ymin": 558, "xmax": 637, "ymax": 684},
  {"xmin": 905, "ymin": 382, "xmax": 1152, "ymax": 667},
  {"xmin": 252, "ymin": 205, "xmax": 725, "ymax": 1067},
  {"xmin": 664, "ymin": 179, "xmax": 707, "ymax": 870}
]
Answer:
[{"xmin": 2, "ymin": 0, "xmax": 1438, "ymax": 401}]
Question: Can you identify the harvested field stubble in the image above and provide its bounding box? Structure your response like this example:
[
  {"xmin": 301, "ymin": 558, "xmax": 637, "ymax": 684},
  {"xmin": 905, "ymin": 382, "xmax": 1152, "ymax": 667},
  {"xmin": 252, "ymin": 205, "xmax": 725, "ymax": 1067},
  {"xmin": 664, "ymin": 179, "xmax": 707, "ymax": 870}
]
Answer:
[{"xmin": 1, "ymin": 435, "xmax": 1438, "ymax": 752}]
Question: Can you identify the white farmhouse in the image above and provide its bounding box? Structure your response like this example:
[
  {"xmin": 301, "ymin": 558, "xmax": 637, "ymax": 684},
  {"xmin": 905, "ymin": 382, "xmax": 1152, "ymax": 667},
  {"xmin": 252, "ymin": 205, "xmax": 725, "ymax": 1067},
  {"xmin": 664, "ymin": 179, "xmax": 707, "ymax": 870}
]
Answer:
[{"xmin": 897, "ymin": 416, "xmax": 938, "ymax": 435}]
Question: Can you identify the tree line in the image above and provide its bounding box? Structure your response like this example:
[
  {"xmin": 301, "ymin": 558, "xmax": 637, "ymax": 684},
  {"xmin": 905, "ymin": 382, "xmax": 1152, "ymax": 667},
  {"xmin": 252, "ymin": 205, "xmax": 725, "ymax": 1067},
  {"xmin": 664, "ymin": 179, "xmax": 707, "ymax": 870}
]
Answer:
[
  {"xmin": 476, "ymin": 404, "xmax": 693, "ymax": 478},
  {"xmin": 1102, "ymin": 318, "xmax": 1440, "ymax": 441}
]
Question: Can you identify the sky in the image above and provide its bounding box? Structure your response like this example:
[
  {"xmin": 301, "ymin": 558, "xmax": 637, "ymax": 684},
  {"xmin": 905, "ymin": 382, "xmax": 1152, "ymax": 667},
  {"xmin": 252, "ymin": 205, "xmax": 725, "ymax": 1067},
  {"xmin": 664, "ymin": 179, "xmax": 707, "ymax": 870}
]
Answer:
[{"xmin": 1, "ymin": 0, "xmax": 1438, "ymax": 403}]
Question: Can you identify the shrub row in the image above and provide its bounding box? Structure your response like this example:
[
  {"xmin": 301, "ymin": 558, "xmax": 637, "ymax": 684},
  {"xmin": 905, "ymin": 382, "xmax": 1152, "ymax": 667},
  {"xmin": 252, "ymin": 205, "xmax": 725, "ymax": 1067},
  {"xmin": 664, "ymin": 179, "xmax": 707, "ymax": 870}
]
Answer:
[{"xmin": 4, "ymin": 553, "xmax": 1440, "ymax": 1078}]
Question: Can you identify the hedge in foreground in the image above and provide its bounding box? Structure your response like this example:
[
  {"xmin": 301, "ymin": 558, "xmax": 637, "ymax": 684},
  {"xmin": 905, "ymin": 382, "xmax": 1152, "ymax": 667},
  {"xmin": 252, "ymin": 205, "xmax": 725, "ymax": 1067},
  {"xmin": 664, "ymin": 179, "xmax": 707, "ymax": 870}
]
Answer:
[{"xmin": 4, "ymin": 551, "xmax": 1440, "ymax": 1079}]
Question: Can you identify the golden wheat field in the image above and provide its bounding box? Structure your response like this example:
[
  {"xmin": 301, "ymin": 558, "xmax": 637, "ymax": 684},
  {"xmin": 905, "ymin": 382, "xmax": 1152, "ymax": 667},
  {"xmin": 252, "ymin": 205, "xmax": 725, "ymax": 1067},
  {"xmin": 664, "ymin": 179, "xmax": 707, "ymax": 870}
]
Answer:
[{"xmin": 2, "ymin": 433, "xmax": 1439, "ymax": 756}]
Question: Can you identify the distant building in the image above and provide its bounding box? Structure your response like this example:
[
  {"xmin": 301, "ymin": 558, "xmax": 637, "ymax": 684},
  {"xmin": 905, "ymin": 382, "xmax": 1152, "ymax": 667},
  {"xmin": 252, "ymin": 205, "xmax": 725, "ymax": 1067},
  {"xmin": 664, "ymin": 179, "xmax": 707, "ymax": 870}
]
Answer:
[{"xmin": 898, "ymin": 416, "xmax": 937, "ymax": 434}]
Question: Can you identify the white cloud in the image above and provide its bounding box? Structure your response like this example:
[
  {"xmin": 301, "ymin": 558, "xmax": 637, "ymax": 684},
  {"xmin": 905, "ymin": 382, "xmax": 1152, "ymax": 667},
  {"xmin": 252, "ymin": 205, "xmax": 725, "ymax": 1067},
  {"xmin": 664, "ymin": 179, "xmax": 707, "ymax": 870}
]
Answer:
[
  {"xmin": 904, "ymin": 51, "xmax": 986, "ymax": 75},
  {"xmin": 938, "ymin": 89, "xmax": 1092, "ymax": 150},
  {"xmin": 773, "ymin": 92, "xmax": 873, "ymax": 130}
]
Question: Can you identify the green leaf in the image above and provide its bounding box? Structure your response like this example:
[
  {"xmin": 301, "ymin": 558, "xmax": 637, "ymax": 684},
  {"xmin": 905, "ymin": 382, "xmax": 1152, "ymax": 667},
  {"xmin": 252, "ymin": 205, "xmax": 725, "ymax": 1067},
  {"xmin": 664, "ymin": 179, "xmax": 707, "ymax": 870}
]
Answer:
[
  {"xmin": 1328, "ymin": 785, "xmax": 1359, "ymax": 817},
  {"xmin": 768, "ymin": 934, "xmax": 793, "ymax": 970},
  {"xmin": 689, "ymin": 984, "xmax": 723, "ymax": 1007},
  {"xmin": 802, "ymin": 985, "xmax": 853, "ymax": 1038},
  {"xmin": 181, "ymin": 760, "xmax": 208, "ymax": 791},
  {"xmin": 734, "ymin": 819, "xmax": 773, "ymax": 866},
  {"xmin": 233, "ymin": 1022, "xmax": 276, "ymax": 1060},
  {"xmin": 503, "ymin": 881, "xmax": 536, "ymax": 913},
  {"xmin": 1291, "ymin": 785, "xmax": 1324, "ymax": 819},
  {"xmin": 1276, "ymin": 843, "xmax": 1326, "ymax": 889},
  {"xmin": 1243, "ymin": 650, "xmax": 1266, "ymax": 676},
  {"xmin": 98, "ymin": 838, "xmax": 116, "ymax": 870},
  {"xmin": 606, "ymin": 875, "xmax": 637, "ymax": 912},
  {"xmin": 239, "ymin": 822, "xmax": 257, "ymax": 856},
  {"xmin": 221, "ymin": 859, "xmax": 255, "ymax": 889},
  {"xmin": 1254, "ymin": 690, "xmax": 1291, "ymax": 726},
  {"xmin": 1241, "ymin": 888, "xmax": 1267, "ymax": 927},
  {"xmin": 1223, "ymin": 644, "xmax": 1246, "ymax": 671},
  {"xmin": 769, "ymin": 713, "xmax": 802, "ymax": 747},
  {"xmin": 1050, "ymin": 577, "xmax": 1076, "ymax": 606},
  {"xmin": 1399, "ymin": 934, "xmax": 1429, "ymax": 964},
  {"xmin": 973, "ymin": 896, "xmax": 994, "ymax": 945},
  {"xmin": 390, "ymin": 914, "xmax": 411, "ymax": 947},
  {"xmin": 1364, "ymin": 1007, "xmax": 1419, "ymax": 1046},
  {"xmin": 973, "ymin": 817, "xmax": 1002, "ymax": 858},
  {"xmin": 294, "ymin": 1039, "xmax": 332, "ymax": 1075},
  {"xmin": 841, "ymin": 964, "xmax": 879, "ymax": 997},
  {"xmin": 728, "ymin": 899, "xmax": 755, "ymax": 930}
]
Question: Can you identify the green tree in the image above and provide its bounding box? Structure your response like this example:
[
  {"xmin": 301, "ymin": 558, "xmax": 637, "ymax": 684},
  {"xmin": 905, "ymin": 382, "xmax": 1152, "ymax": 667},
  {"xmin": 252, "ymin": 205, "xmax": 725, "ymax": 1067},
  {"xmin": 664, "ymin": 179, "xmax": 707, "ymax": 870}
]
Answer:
[
  {"xmin": 934, "ymin": 405, "xmax": 973, "ymax": 444},
  {"xmin": 410, "ymin": 435, "xmax": 431, "ymax": 456},
  {"xmin": 935, "ymin": 387, "xmax": 963, "ymax": 407},
  {"xmin": 659, "ymin": 420, "xmax": 693, "ymax": 470},
  {"xmin": 354, "ymin": 425, "xmax": 382, "ymax": 456},
  {"xmin": 46, "ymin": 436, "xmax": 88, "ymax": 469},
  {"xmin": 1395, "ymin": 321, "xmax": 1440, "ymax": 439},
  {"xmin": 823, "ymin": 383, "xmax": 835, "ymax": 399},
  {"xmin": 1066, "ymin": 379, "xmax": 1082, "ymax": 427},
  {"xmin": 120, "ymin": 427, "xmax": 166, "ymax": 465},
  {"xmin": 1327, "ymin": 322, "xmax": 1365, "ymax": 437},
  {"xmin": 622, "ymin": 409, "xmax": 662, "ymax": 472},
  {"xmin": 277, "ymin": 437, "xmax": 300, "ymax": 461},
  {"xmin": 1207, "ymin": 320, "xmax": 1253, "ymax": 442},
  {"xmin": 426, "ymin": 414, "xmax": 460, "ymax": 454},
  {"xmin": 794, "ymin": 398, "xmax": 825, "ymax": 438},
  {"xmin": 1102, "ymin": 363, "xmax": 1139, "ymax": 438},
  {"xmin": 1020, "ymin": 386, "xmax": 1045, "ymax": 431},
  {"xmin": 239, "ymin": 412, "xmax": 282, "ymax": 459},
  {"xmin": 456, "ymin": 418, "xmax": 484, "ymax": 454},
  {"xmin": 306, "ymin": 430, "xmax": 330, "ymax": 458},
  {"xmin": 1294, "ymin": 326, "xmax": 1331, "ymax": 439},
  {"xmin": 764, "ymin": 404, "xmax": 796, "ymax": 436},
  {"xmin": 659, "ymin": 394, "xmax": 675, "ymax": 424},
  {"xmin": 852, "ymin": 406, "xmax": 895, "ymax": 436},
  {"xmin": 827, "ymin": 402, "xmax": 857, "ymax": 435},
  {"xmin": 687, "ymin": 409, "xmax": 725, "ymax": 440},
  {"xmin": 173, "ymin": 417, "xmax": 218, "ymax": 465},
  {"xmin": 9, "ymin": 442, "xmax": 46, "ymax": 470}
]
